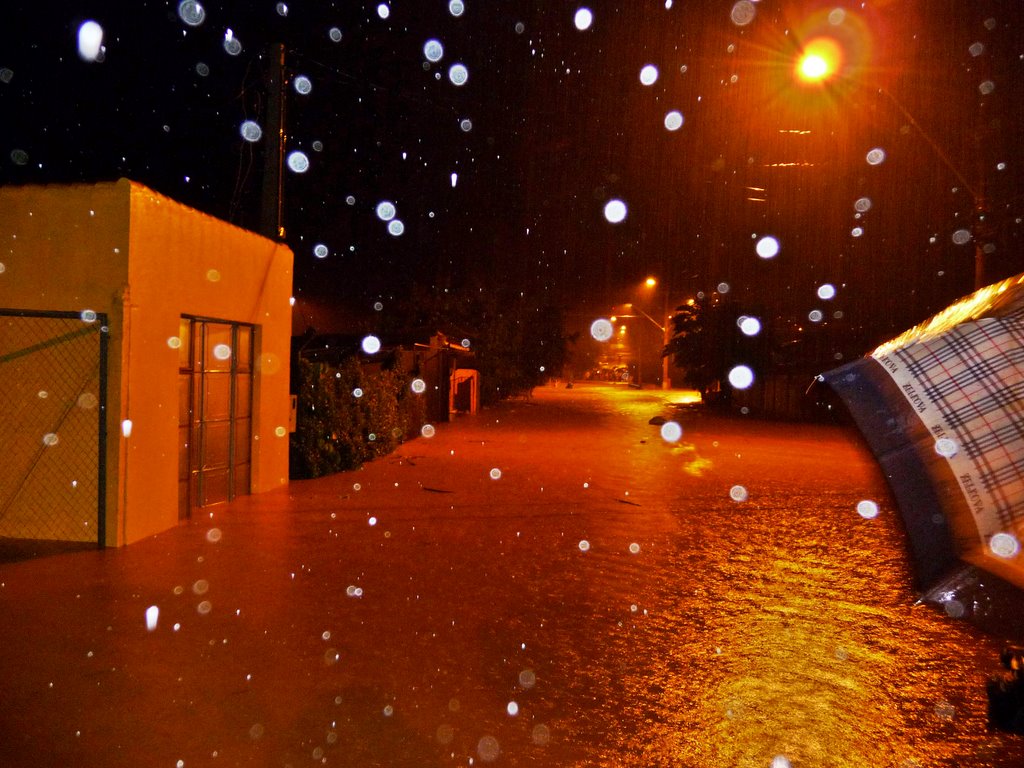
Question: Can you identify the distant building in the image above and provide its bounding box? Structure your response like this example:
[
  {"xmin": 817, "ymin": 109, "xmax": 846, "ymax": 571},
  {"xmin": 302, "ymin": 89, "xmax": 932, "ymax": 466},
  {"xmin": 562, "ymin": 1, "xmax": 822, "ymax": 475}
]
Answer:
[{"xmin": 0, "ymin": 179, "xmax": 293, "ymax": 546}]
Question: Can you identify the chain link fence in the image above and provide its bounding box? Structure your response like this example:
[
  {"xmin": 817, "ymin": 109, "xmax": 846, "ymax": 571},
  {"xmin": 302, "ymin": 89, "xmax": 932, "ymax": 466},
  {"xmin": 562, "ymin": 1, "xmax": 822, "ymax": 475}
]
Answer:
[{"xmin": 0, "ymin": 310, "xmax": 107, "ymax": 548}]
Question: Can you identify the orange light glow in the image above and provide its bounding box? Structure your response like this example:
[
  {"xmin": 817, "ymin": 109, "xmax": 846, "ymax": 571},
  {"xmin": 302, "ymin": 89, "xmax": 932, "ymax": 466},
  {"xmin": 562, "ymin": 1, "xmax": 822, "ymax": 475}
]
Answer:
[
  {"xmin": 795, "ymin": 37, "xmax": 843, "ymax": 84},
  {"xmin": 645, "ymin": 277, "xmax": 657, "ymax": 288}
]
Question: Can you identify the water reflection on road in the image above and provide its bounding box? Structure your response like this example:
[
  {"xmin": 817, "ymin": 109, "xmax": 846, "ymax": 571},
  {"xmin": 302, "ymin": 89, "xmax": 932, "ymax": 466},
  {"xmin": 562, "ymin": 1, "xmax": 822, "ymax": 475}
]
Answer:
[{"xmin": 452, "ymin": 384, "xmax": 1022, "ymax": 767}]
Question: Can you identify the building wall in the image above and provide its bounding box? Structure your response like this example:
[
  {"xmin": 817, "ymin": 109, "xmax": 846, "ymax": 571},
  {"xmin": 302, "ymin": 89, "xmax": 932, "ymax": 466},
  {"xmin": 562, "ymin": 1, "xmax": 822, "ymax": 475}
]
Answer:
[{"xmin": 0, "ymin": 179, "xmax": 293, "ymax": 545}]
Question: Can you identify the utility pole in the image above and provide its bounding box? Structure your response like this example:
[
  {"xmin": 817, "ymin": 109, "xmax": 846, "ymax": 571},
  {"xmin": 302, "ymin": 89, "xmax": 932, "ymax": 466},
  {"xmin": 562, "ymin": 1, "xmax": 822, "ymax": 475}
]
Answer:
[{"xmin": 260, "ymin": 42, "xmax": 286, "ymax": 241}]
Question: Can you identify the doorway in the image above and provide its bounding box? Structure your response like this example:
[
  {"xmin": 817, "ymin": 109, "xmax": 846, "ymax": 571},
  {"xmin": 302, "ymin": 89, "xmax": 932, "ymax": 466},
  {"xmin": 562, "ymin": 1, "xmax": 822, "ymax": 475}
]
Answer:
[{"xmin": 178, "ymin": 317, "xmax": 254, "ymax": 520}]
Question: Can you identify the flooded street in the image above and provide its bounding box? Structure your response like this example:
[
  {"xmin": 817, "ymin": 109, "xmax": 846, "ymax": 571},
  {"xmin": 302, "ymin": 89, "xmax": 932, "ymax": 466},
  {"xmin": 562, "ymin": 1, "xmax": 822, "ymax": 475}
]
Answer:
[{"xmin": 1, "ymin": 382, "xmax": 1022, "ymax": 767}]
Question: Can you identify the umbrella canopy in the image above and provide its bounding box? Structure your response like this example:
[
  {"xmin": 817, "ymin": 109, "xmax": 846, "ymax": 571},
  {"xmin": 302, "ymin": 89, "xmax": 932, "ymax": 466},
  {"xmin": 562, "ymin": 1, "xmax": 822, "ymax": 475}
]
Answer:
[{"xmin": 823, "ymin": 273, "xmax": 1024, "ymax": 634}]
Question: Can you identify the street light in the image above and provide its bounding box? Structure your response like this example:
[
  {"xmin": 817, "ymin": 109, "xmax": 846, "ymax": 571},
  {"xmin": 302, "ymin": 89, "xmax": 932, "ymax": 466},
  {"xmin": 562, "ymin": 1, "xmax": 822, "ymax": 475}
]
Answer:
[
  {"xmin": 789, "ymin": 30, "xmax": 992, "ymax": 290},
  {"xmin": 795, "ymin": 37, "xmax": 843, "ymax": 85}
]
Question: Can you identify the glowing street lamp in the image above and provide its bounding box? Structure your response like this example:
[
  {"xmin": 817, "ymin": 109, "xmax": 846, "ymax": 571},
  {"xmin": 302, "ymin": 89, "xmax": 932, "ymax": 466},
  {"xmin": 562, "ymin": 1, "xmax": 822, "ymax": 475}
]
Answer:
[{"xmin": 795, "ymin": 37, "xmax": 842, "ymax": 85}]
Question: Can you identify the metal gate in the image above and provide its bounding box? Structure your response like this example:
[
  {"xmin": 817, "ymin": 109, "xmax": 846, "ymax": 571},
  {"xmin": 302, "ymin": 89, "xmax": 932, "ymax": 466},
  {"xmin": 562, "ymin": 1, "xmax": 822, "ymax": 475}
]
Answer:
[
  {"xmin": 178, "ymin": 316, "xmax": 254, "ymax": 519},
  {"xmin": 0, "ymin": 309, "xmax": 108, "ymax": 547}
]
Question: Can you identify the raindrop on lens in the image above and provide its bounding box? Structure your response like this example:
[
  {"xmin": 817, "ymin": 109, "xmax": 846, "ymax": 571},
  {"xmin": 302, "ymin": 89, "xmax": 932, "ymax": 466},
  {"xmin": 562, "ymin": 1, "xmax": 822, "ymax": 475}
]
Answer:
[
  {"xmin": 81, "ymin": 309, "xmax": 98, "ymax": 323},
  {"xmin": 424, "ymin": 39, "xmax": 444, "ymax": 62},
  {"xmin": 376, "ymin": 201, "xmax": 396, "ymax": 221},
  {"xmin": 223, "ymin": 31, "xmax": 242, "ymax": 56},
  {"xmin": 866, "ymin": 147, "xmax": 886, "ymax": 165},
  {"xmin": 377, "ymin": 3, "xmax": 390, "ymax": 19},
  {"xmin": 574, "ymin": 8, "xmax": 593, "ymax": 31},
  {"xmin": 388, "ymin": 220, "xmax": 405, "ymax": 236},
  {"xmin": 739, "ymin": 316, "xmax": 761, "ymax": 336},
  {"xmin": 177, "ymin": 1, "xmax": 206, "ymax": 26},
  {"xmin": 206, "ymin": 528, "xmax": 222, "ymax": 543},
  {"xmin": 603, "ymin": 199, "xmax": 627, "ymax": 224},
  {"xmin": 817, "ymin": 283, "xmax": 836, "ymax": 300},
  {"xmin": 755, "ymin": 236, "xmax": 779, "ymax": 259},
  {"xmin": 276, "ymin": 2, "xmax": 288, "ymax": 16},
  {"xmin": 0, "ymin": 68, "xmax": 13, "ymax": 84},
  {"xmin": 460, "ymin": 118, "xmax": 473, "ymax": 132},
  {"xmin": 77, "ymin": 21, "xmax": 104, "ymax": 62},
  {"xmin": 449, "ymin": 63, "xmax": 469, "ymax": 85},
  {"xmin": 213, "ymin": 344, "xmax": 231, "ymax": 360},
  {"xmin": 449, "ymin": 0, "xmax": 465, "ymax": 17},
  {"xmin": 287, "ymin": 151, "xmax": 310, "ymax": 173},
  {"xmin": 660, "ymin": 421, "xmax": 683, "ymax": 442},
  {"xmin": 329, "ymin": 27, "xmax": 343, "ymax": 42},
  {"xmin": 519, "ymin": 669, "xmax": 536, "ymax": 687},
  {"xmin": 421, "ymin": 424, "xmax": 436, "ymax": 438},
  {"xmin": 639, "ymin": 64, "xmax": 659, "ymax": 85},
  {"xmin": 629, "ymin": 542, "xmax": 641, "ymax": 554},
  {"xmin": 854, "ymin": 196, "xmax": 872, "ymax": 212},
  {"xmin": 145, "ymin": 605, "xmax": 159, "ymax": 631},
  {"xmin": 313, "ymin": 244, "xmax": 329, "ymax": 259},
  {"xmin": 195, "ymin": 62, "xmax": 210, "ymax": 77},
  {"xmin": 10, "ymin": 149, "xmax": 28, "ymax": 165},
  {"xmin": 979, "ymin": 80, "xmax": 995, "ymax": 95},
  {"xmin": 293, "ymin": 75, "xmax": 312, "ymax": 95},
  {"xmin": 808, "ymin": 309, "xmax": 823, "ymax": 323},
  {"xmin": 934, "ymin": 437, "xmax": 958, "ymax": 458},
  {"xmin": 731, "ymin": 1, "xmax": 756, "ymax": 26},
  {"xmin": 506, "ymin": 701, "xmax": 519, "ymax": 716},
  {"xmin": 590, "ymin": 318, "xmax": 614, "ymax": 341},
  {"xmin": 851, "ymin": 227, "xmax": 864, "ymax": 238},
  {"xmin": 729, "ymin": 485, "xmax": 748, "ymax": 502},
  {"xmin": 477, "ymin": 736, "xmax": 500, "ymax": 762},
  {"xmin": 361, "ymin": 335, "xmax": 381, "ymax": 354},
  {"xmin": 990, "ymin": 533, "xmax": 1020, "ymax": 558},
  {"xmin": 727, "ymin": 365, "xmax": 754, "ymax": 389},
  {"xmin": 952, "ymin": 229, "xmax": 972, "ymax": 245},
  {"xmin": 411, "ymin": 378, "xmax": 427, "ymax": 394},
  {"xmin": 489, "ymin": 468, "xmax": 502, "ymax": 480},
  {"xmin": 240, "ymin": 121, "xmax": 262, "ymax": 142},
  {"xmin": 42, "ymin": 433, "xmax": 59, "ymax": 447},
  {"xmin": 578, "ymin": 540, "xmax": 590, "ymax": 552},
  {"xmin": 532, "ymin": 724, "xmax": 551, "ymax": 745},
  {"xmin": 857, "ymin": 500, "xmax": 880, "ymax": 519},
  {"xmin": 664, "ymin": 111, "xmax": 684, "ymax": 131}
]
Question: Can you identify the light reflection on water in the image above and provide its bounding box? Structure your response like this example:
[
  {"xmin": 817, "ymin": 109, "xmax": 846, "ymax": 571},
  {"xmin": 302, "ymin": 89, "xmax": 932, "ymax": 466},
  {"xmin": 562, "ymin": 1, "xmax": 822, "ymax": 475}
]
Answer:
[
  {"xmin": 484, "ymin": 390, "xmax": 1022, "ymax": 767},
  {"xmin": 541, "ymin": 490, "xmax": 1020, "ymax": 766}
]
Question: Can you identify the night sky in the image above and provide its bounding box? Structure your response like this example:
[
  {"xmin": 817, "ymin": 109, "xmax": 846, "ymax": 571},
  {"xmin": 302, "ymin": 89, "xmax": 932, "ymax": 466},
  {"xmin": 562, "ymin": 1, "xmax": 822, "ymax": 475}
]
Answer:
[{"xmin": 2, "ymin": 1, "xmax": 1023, "ymax": 350}]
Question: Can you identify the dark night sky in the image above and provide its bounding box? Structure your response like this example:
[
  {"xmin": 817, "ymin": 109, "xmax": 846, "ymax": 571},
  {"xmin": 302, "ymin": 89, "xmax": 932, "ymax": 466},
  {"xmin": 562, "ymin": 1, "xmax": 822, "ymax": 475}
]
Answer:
[{"xmin": 2, "ymin": 1, "xmax": 1023, "ymax": 349}]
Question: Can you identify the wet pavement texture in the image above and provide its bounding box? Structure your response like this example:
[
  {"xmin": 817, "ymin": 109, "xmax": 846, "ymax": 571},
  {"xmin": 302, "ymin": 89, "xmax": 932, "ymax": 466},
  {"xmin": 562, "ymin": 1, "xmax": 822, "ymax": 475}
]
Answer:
[{"xmin": 1, "ymin": 382, "xmax": 1022, "ymax": 767}]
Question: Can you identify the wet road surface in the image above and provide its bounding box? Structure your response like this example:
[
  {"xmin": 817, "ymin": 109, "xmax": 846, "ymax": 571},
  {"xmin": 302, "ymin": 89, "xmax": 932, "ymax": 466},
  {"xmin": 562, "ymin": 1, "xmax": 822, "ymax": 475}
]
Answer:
[{"xmin": 1, "ymin": 382, "xmax": 1022, "ymax": 767}]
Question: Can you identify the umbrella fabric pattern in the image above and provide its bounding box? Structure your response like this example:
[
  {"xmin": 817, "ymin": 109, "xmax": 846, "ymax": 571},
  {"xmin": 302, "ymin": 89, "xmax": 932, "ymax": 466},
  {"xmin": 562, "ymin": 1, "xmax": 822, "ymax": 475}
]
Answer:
[{"xmin": 823, "ymin": 273, "xmax": 1024, "ymax": 621}]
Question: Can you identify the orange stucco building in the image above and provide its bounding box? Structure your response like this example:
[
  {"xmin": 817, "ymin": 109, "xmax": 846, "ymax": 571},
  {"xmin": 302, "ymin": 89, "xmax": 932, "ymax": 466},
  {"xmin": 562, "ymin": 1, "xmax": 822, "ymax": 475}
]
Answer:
[{"xmin": 0, "ymin": 179, "xmax": 293, "ymax": 546}]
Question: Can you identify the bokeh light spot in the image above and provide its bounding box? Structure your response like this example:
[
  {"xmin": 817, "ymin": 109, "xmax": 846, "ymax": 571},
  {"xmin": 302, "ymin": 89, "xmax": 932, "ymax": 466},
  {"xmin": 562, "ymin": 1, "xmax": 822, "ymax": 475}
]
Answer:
[
  {"xmin": 727, "ymin": 365, "xmax": 754, "ymax": 389},
  {"xmin": 603, "ymin": 199, "xmax": 627, "ymax": 224},
  {"xmin": 756, "ymin": 236, "xmax": 779, "ymax": 259},
  {"xmin": 574, "ymin": 8, "xmax": 593, "ymax": 31},
  {"xmin": 361, "ymin": 335, "xmax": 381, "ymax": 354}
]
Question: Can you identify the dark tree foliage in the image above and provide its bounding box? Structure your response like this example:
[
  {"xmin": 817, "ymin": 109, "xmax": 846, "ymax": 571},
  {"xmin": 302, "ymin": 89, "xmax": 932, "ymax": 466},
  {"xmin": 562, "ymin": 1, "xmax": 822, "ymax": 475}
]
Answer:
[{"xmin": 290, "ymin": 354, "xmax": 426, "ymax": 479}]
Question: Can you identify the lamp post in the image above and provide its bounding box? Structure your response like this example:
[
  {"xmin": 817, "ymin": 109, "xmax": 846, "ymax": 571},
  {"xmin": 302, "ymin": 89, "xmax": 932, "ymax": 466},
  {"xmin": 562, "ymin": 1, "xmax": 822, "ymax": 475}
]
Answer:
[{"xmin": 794, "ymin": 37, "xmax": 992, "ymax": 290}]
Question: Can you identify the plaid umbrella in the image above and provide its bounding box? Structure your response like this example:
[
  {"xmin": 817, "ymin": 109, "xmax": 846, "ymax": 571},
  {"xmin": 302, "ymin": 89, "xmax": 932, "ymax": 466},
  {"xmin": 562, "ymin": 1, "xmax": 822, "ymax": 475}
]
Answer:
[{"xmin": 822, "ymin": 273, "xmax": 1024, "ymax": 627}]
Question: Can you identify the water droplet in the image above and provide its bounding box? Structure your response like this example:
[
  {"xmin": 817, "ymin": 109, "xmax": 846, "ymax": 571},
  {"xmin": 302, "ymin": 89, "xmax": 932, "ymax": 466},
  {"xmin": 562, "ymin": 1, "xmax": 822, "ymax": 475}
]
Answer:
[
  {"xmin": 421, "ymin": 424, "xmax": 436, "ymax": 438},
  {"xmin": 287, "ymin": 151, "xmax": 309, "ymax": 173},
  {"xmin": 866, "ymin": 147, "xmax": 886, "ymax": 165},
  {"xmin": 660, "ymin": 421, "xmax": 683, "ymax": 442},
  {"xmin": 664, "ymin": 110, "xmax": 684, "ymax": 131},
  {"xmin": 146, "ymin": 605, "xmax": 159, "ymax": 631},
  {"xmin": 603, "ymin": 199, "xmax": 627, "ymax": 224},
  {"xmin": 731, "ymin": 1, "xmax": 756, "ymax": 26},
  {"xmin": 574, "ymin": 8, "xmax": 593, "ymax": 31},
  {"xmin": 77, "ymin": 21, "xmax": 104, "ymax": 62},
  {"xmin": 177, "ymin": 1, "xmax": 206, "ymax": 26},
  {"xmin": 856, "ymin": 500, "xmax": 879, "ymax": 519},
  {"xmin": 489, "ymin": 468, "xmax": 502, "ymax": 480},
  {"xmin": 293, "ymin": 75, "xmax": 312, "ymax": 95},
  {"xmin": 424, "ymin": 39, "xmax": 444, "ymax": 62},
  {"xmin": 578, "ymin": 540, "xmax": 590, "ymax": 552},
  {"xmin": 448, "ymin": 63, "xmax": 469, "ymax": 86},
  {"xmin": 590, "ymin": 318, "xmax": 614, "ymax": 341},
  {"xmin": 755, "ymin": 236, "xmax": 779, "ymax": 259},
  {"xmin": 729, "ymin": 485, "xmax": 748, "ymax": 502},
  {"xmin": 361, "ymin": 336, "xmax": 381, "ymax": 354},
  {"xmin": 727, "ymin": 365, "xmax": 754, "ymax": 389}
]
